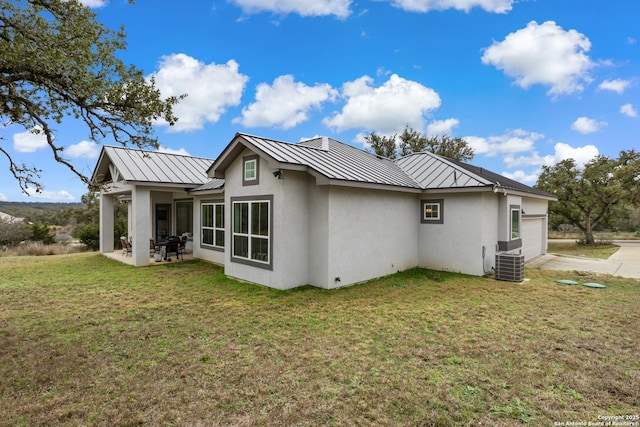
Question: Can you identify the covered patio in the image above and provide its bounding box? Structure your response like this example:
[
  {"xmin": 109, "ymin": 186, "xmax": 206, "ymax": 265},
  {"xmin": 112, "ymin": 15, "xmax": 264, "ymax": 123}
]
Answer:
[
  {"xmin": 91, "ymin": 146, "xmax": 216, "ymax": 267},
  {"xmin": 103, "ymin": 249, "xmax": 195, "ymax": 266}
]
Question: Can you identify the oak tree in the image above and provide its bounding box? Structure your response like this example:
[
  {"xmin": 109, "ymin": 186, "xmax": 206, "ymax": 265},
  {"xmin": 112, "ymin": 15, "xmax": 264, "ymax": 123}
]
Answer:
[
  {"xmin": 1, "ymin": 0, "xmax": 182, "ymax": 192},
  {"xmin": 536, "ymin": 150, "xmax": 640, "ymax": 244}
]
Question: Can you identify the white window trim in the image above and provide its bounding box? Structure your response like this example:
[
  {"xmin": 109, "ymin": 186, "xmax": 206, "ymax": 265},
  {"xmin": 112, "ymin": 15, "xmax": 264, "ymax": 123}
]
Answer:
[
  {"xmin": 201, "ymin": 201, "xmax": 225, "ymax": 251},
  {"xmin": 231, "ymin": 195, "xmax": 273, "ymax": 270},
  {"xmin": 420, "ymin": 199, "xmax": 444, "ymax": 224}
]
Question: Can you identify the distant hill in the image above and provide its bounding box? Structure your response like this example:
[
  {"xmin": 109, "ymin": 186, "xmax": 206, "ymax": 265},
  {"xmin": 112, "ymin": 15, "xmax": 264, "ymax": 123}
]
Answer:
[{"xmin": 0, "ymin": 201, "xmax": 83, "ymax": 225}]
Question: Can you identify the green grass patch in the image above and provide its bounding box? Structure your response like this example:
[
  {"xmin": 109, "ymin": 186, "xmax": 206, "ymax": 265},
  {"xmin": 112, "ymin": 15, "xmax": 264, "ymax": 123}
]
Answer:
[
  {"xmin": 547, "ymin": 241, "xmax": 620, "ymax": 259},
  {"xmin": 0, "ymin": 253, "xmax": 638, "ymax": 426}
]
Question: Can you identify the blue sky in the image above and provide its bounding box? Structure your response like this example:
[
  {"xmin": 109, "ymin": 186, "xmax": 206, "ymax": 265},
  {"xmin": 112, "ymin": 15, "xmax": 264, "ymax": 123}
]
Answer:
[{"xmin": 2, "ymin": 0, "xmax": 639, "ymax": 202}]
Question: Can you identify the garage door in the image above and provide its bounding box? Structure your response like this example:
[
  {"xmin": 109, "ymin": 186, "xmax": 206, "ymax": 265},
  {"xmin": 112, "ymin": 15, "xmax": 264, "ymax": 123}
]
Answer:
[{"xmin": 522, "ymin": 217, "xmax": 545, "ymax": 261}]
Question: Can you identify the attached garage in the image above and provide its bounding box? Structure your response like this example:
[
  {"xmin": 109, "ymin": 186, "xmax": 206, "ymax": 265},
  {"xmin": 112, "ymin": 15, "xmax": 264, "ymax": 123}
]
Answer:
[{"xmin": 522, "ymin": 215, "xmax": 547, "ymax": 261}]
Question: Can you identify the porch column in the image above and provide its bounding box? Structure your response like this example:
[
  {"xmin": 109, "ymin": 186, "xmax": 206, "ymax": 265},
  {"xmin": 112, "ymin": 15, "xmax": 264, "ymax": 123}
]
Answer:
[
  {"xmin": 99, "ymin": 192, "xmax": 114, "ymax": 254},
  {"xmin": 131, "ymin": 187, "xmax": 151, "ymax": 267}
]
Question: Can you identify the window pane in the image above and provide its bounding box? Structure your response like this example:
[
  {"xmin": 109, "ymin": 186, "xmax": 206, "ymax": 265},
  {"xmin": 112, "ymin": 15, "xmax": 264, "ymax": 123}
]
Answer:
[
  {"xmin": 251, "ymin": 237, "xmax": 269, "ymax": 262},
  {"xmin": 234, "ymin": 235, "xmax": 248, "ymax": 258},
  {"xmin": 215, "ymin": 204, "xmax": 224, "ymax": 228},
  {"xmin": 245, "ymin": 160, "xmax": 256, "ymax": 180},
  {"xmin": 251, "ymin": 202, "xmax": 269, "ymax": 236},
  {"xmin": 215, "ymin": 230, "xmax": 225, "ymax": 247},
  {"xmin": 511, "ymin": 209, "xmax": 520, "ymax": 239},
  {"xmin": 202, "ymin": 205, "xmax": 213, "ymax": 227},
  {"xmin": 234, "ymin": 203, "xmax": 248, "ymax": 233},
  {"xmin": 424, "ymin": 203, "xmax": 439, "ymax": 219},
  {"xmin": 176, "ymin": 201, "xmax": 193, "ymax": 236},
  {"xmin": 203, "ymin": 229, "xmax": 214, "ymax": 245}
]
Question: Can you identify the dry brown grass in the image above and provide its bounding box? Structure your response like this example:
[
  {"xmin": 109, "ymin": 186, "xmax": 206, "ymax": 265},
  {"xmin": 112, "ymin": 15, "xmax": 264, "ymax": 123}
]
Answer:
[
  {"xmin": 0, "ymin": 241, "xmax": 88, "ymax": 257},
  {"xmin": 0, "ymin": 254, "xmax": 638, "ymax": 426}
]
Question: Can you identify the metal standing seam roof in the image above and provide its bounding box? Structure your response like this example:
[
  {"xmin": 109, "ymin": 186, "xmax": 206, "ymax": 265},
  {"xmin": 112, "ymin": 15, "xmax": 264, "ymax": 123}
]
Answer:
[
  {"xmin": 238, "ymin": 134, "xmax": 421, "ymax": 189},
  {"xmin": 395, "ymin": 152, "xmax": 491, "ymax": 190},
  {"xmin": 92, "ymin": 146, "xmax": 215, "ymax": 187},
  {"xmin": 227, "ymin": 133, "xmax": 554, "ymax": 198}
]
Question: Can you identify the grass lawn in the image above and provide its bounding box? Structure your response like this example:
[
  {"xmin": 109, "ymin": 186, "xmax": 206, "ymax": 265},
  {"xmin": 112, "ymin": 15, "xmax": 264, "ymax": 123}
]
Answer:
[
  {"xmin": 547, "ymin": 242, "xmax": 621, "ymax": 259},
  {"xmin": 0, "ymin": 254, "xmax": 638, "ymax": 426}
]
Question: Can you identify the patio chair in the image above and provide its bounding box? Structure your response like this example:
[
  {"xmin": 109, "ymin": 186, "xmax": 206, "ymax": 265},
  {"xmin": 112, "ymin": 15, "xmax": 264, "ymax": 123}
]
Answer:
[
  {"xmin": 178, "ymin": 235, "xmax": 187, "ymax": 257},
  {"xmin": 165, "ymin": 235, "xmax": 182, "ymax": 261},
  {"xmin": 120, "ymin": 236, "xmax": 132, "ymax": 257},
  {"xmin": 150, "ymin": 238, "xmax": 159, "ymax": 257}
]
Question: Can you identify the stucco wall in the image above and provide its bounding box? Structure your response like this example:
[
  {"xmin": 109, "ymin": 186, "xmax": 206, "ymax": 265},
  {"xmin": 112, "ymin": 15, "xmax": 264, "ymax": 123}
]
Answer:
[
  {"xmin": 323, "ymin": 186, "xmax": 419, "ymax": 289},
  {"xmin": 418, "ymin": 192, "xmax": 499, "ymax": 276}
]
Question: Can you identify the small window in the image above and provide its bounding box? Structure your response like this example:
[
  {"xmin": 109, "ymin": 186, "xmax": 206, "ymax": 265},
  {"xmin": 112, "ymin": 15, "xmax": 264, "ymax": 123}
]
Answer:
[
  {"xmin": 421, "ymin": 199, "xmax": 444, "ymax": 224},
  {"xmin": 511, "ymin": 208, "xmax": 520, "ymax": 240},
  {"xmin": 243, "ymin": 155, "xmax": 259, "ymax": 186}
]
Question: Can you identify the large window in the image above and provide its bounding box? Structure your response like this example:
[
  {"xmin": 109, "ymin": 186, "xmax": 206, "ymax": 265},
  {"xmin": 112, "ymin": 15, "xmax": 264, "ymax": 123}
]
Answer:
[
  {"xmin": 231, "ymin": 196, "xmax": 272, "ymax": 269},
  {"xmin": 421, "ymin": 199, "xmax": 444, "ymax": 224},
  {"xmin": 202, "ymin": 201, "xmax": 224, "ymax": 250},
  {"xmin": 175, "ymin": 200, "xmax": 193, "ymax": 238},
  {"xmin": 511, "ymin": 207, "xmax": 521, "ymax": 240}
]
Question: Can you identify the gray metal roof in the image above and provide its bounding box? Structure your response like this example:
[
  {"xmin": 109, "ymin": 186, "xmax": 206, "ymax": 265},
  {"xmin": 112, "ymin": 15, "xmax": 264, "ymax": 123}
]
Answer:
[
  {"xmin": 235, "ymin": 134, "xmax": 420, "ymax": 189},
  {"xmin": 91, "ymin": 146, "xmax": 215, "ymax": 187},
  {"xmin": 231, "ymin": 133, "xmax": 553, "ymax": 198},
  {"xmin": 395, "ymin": 152, "xmax": 491, "ymax": 190},
  {"xmin": 190, "ymin": 178, "xmax": 225, "ymax": 192},
  {"xmin": 91, "ymin": 135, "xmax": 553, "ymax": 199}
]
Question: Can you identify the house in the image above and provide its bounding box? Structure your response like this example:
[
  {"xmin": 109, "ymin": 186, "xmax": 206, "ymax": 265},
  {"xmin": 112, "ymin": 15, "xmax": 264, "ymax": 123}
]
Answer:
[{"xmin": 91, "ymin": 133, "xmax": 556, "ymax": 289}]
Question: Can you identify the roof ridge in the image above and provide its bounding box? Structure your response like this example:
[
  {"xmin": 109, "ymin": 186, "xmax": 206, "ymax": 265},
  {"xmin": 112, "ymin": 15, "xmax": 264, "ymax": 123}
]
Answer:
[{"xmin": 105, "ymin": 145, "xmax": 215, "ymax": 161}]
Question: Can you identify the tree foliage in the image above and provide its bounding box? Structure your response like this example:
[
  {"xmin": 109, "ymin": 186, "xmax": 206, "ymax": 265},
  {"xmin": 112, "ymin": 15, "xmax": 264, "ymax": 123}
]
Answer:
[
  {"xmin": 1, "ymin": 0, "xmax": 182, "ymax": 192},
  {"xmin": 366, "ymin": 125, "xmax": 474, "ymax": 162},
  {"xmin": 364, "ymin": 131, "xmax": 397, "ymax": 159},
  {"xmin": 536, "ymin": 150, "xmax": 640, "ymax": 244},
  {"xmin": 0, "ymin": 220, "xmax": 32, "ymax": 245}
]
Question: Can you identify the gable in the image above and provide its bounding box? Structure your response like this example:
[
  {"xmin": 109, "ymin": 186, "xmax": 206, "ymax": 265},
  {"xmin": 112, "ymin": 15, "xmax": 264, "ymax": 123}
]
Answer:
[{"xmin": 91, "ymin": 146, "xmax": 215, "ymax": 188}]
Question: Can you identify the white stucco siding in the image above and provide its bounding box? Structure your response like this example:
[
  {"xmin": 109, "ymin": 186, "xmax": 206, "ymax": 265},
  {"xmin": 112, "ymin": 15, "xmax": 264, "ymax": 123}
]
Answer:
[
  {"xmin": 419, "ymin": 192, "xmax": 498, "ymax": 276},
  {"xmin": 324, "ymin": 187, "xmax": 418, "ymax": 289},
  {"xmin": 307, "ymin": 184, "xmax": 330, "ymax": 287},
  {"xmin": 273, "ymin": 170, "xmax": 311, "ymax": 288}
]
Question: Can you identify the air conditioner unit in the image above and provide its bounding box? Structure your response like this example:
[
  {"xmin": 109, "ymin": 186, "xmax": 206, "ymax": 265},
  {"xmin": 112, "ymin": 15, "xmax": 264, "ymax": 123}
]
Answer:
[{"xmin": 495, "ymin": 253, "xmax": 525, "ymax": 282}]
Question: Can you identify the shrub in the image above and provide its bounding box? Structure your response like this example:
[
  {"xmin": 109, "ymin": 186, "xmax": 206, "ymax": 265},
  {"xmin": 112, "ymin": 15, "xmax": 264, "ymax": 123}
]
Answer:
[
  {"xmin": 74, "ymin": 224, "xmax": 100, "ymax": 251},
  {"xmin": 30, "ymin": 223, "xmax": 56, "ymax": 244}
]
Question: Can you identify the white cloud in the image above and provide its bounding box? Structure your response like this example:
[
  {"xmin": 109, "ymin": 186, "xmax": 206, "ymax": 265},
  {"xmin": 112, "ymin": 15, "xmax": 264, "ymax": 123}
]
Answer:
[
  {"xmin": 13, "ymin": 127, "xmax": 48, "ymax": 153},
  {"xmin": 323, "ymin": 74, "xmax": 441, "ymax": 134},
  {"xmin": 543, "ymin": 142, "xmax": 599, "ymax": 168},
  {"xmin": 465, "ymin": 129, "xmax": 543, "ymax": 157},
  {"xmin": 386, "ymin": 0, "xmax": 513, "ymax": 13},
  {"xmin": 229, "ymin": 0, "xmax": 352, "ymax": 18},
  {"xmin": 158, "ymin": 146, "xmax": 191, "ymax": 156},
  {"xmin": 598, "ymin": 79, "xmax": 631, "ymax": 94},
  {"xmin": 502, "ymin": 170, "xmax": 538, "ymax": 185},
  {"xmin": 77, "ymin": 0, "xmax": 107, "ymax": 7},
  {"xmin": 426, "ymin": 118, "xmax": 459, "ymax": 136},
  {"xmin": 620, "ymin": 103, "xmax": 638, "ymax": 118},
  {"xmin": 65, "ymin": 141, "xmax": 100, "ymax": 159},
  {"xmin": 481, "ymin": 21, "xmax": 593, "ymax": 96},
  {"xmin": 24, "ymin": 187, "xmax": 75, "ymax": 202},
  {"xmin": 0, "ymin": 193, "xmax": 7, "ymax": 202},
  {"xmin": 571, "ymin": 116, "xmax": 606, "ymax": 134},
  {"xmin": 234, "ymin": 75, "xmax": 337, "ymax": 129},
  {"xmin": 149, "ymin": 54, "xmax": 248, "ymax": 132}
]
